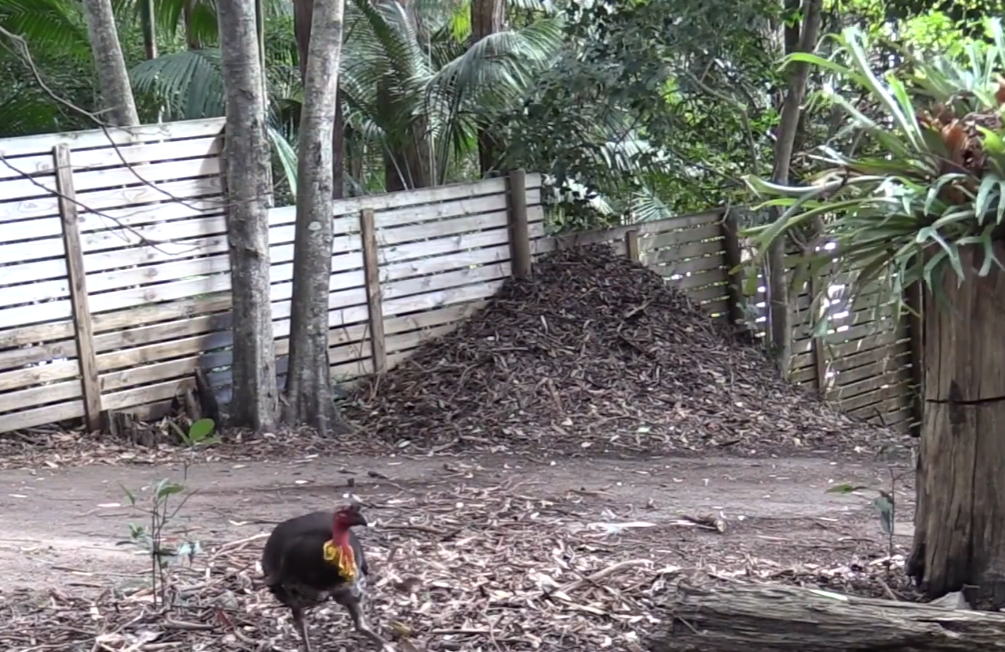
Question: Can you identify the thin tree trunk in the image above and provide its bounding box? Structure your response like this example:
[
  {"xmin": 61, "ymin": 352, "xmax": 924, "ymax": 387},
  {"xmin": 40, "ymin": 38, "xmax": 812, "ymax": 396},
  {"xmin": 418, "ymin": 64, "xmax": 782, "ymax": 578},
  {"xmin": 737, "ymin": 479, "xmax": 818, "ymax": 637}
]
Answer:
[
  {"xmin": 908, "ymin": 244, "xmax": 1005, "ymax": 608},
  {"xmin": 80, "ymin": 0, "xmax": 139, "ymax": 127},
  {"xmin": 293, "ymin": 0, "xmax": 346, "ymax": 199},
  {"xmin": 284, "ymin": 0, "xmax": 349, "ymax": 434},
  {"xmin": 765, "ymin": 0, "xmax": 821, "ymax": 376},
  {"xmin": 471, "ymin": 0, "xmax": 504, "ymax": 177},
  {"xmin": 218, "ymin": 0, "xmax": 279, "ymax": 431},
  {"xmin": 139, "ymin": 0, "xmax": 157, "ymax": 60},
  {"xmin": 184, "ymin": 0, "xmax": 202, "ymax": 49}
]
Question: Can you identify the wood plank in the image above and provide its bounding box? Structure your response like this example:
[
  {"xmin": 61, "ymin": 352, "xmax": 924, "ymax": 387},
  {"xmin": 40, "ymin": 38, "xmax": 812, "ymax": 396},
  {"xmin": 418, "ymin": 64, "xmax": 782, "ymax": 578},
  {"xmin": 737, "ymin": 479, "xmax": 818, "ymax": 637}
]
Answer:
[
  {"xmin": 644, "ymin": 223, "xmax": 723, "ymax": 250},
  {"xmin": 0, "ymin": 174, "xmax": 59, "ymax": 202},
  {"xmin": 0, "ymin": 176, "xmax": 223, "ymax": 223},
  {"xmin": 655, "ymin": 254, "xmax": 726, "ymax": 277},
  {"xmin": 683, "ymin": 284, "xmax": 729, "ymax": 303},
  {"xmin": 0, "ymin": 216, "xmax": 64, "ymax": 244},
  {"xmin": 643, "ymin": 238, "xmax": 725, "ymax": 266},
  {"xmin": 827, "ymin": 368, "xmax": 913, "ymax": 402},
  {"xmin": 703, "ymin": 299, "xmax": 730, "ymax": 317},
  {"xmin": 0, "ymin": 153, "xmax": 56, "ymax": 181},
  {"xmin": 83, "ymin": 233, "xmax": 229, "ymax": 273},
  {"xmin": 0, "ymin": 399, "xmax": 84, "ymax": 434},
  {"xmin": 0, "ymin": 379, "xmax": 81, "ymax": 413},
  {"xmin": 98, "ymin": 299, "xmax": 488, "ymax": 389},
  {"xmin": 0, "ymin": 257, "xmax": 68, "ymax": 286},
  {"xmin": 792, "ymin": 318, "xmax": 899, "ymax": 355},
  {"xmin": 70, "ymin": 136, "xmax": 222, "ymax": 171},
  {"xmin": 360, "ymin": 209, "xmax": 386, "ymax": 373},
  {"xmin": 507, "ymin": 169, "xmax": 531, "ymax": 278},
  {"xmin": 670, "ymin": 269, "xmax": 728, "ymax": 291},
  {"xmin": 792, "ymin": 341, "xmax": 911, "ymax": 379},
  {"xmin": 0, "ymin": 319, "xmax": 76, "ymax": 349},
  {"xmin": 93, "ymin": 282, "xmax": 500, "ymax": 376},
  {"xmin": 841, "ymin": 384, "xmax": 912, "ymax": 415},
  {"xmin": 0, "ymin": 338, "xmax": 76, "ymax": 372},
  {"xmin": 0, "ymin": 358, "xmax": 78, "ymax": 391},
  {"xmin": 325, "ymin": 174, "xmax": 542, "ymax": 220},
  {"xmin": 102, "ymin": 376, "xmax": 193, "ymax": 412},
  {"xmin": 82, "ymin": 225, "xmax": 521, "ymax": 299},
  {"xmin": 384, "ymin": 300, "xmax": 486, "ymax": 335},
  {"xmin": 552, "ymin": 211, "xmax": 724, "ymax": 250},
  {"xmin": 0, "ymin": 155, "xmax": 221, "ymax": 202},
  {"xmin": 72, "ymin": 156, "xmax": 221, "ymax": 193},
  {"xmin": 380, "ymin": 219, "xmax": 544, "ymax": 265},
  {"xmin": 378, "ymin": 210, "xmax": 510, "ymax": 244},
  {"xmin": 0, "ymin": 117, "xmax": 225, "ymax": 158},
  {"xmin": 77, "ymin": 197, "xmax": 222, "ymax": 234},
  {"xmin": 54, "ymin": 143, "xmax": 102, "ymax": 432},
  {"xmin": 0, "ymin": 277, "xmax": 70, "ymax": 307},
  {"xmin": 791, "ymin": 330, "xmax": 908, "ymax": 369}
]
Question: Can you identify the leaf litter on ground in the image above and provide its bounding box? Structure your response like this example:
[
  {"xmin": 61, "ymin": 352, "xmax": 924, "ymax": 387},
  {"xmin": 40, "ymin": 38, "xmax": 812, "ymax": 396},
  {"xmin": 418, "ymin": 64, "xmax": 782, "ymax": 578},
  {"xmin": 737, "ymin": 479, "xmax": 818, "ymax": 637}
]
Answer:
[{"xmin": 0, "ymin": 474, "xmax": 922, "ymax": 652}]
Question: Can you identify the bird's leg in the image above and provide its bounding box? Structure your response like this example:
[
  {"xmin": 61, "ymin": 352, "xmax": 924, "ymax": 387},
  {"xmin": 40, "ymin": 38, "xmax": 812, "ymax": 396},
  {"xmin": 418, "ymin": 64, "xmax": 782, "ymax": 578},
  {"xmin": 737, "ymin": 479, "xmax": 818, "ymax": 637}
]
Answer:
[
  {"xmin": 344, "ymin": 599, "xmax": 392, "ymax": 651},
  {"xmin": 292, "ymin": 607, "xmax": 312, "ymax": 652}
]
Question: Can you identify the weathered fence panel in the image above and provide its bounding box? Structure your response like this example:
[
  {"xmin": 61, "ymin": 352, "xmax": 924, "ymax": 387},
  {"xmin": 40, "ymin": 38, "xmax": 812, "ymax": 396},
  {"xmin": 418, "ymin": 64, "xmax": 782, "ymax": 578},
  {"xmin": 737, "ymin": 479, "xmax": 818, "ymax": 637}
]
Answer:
[{"xmin": 0, "ymin": 118, "xmax": 919, "ymax": 436}]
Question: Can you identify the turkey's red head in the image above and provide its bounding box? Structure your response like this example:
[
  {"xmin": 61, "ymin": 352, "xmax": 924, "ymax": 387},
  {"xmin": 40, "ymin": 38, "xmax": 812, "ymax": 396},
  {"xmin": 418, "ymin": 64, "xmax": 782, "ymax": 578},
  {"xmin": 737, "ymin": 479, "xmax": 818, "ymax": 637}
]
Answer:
[{"xmin": 332, "ymin": 503, "xmax": 368, "ymax": 534}]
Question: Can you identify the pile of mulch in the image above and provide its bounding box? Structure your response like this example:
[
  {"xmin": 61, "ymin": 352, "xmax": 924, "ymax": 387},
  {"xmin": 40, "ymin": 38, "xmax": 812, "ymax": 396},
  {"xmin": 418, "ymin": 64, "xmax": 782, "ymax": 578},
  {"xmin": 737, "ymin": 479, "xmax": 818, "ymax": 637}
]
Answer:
[{"xmin": 344, "ymin": 245, "xmax": 910, "ymax": 458}]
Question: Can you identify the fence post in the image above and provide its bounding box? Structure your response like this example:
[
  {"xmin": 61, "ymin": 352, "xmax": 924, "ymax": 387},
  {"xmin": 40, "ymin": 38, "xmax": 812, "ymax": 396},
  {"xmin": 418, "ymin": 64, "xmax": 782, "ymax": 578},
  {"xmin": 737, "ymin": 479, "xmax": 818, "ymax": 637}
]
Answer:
[
  {"xmin": 506, "ymin": 169, "xmax": 531, "ymax": 278},
  {"xmin": 905, "ymin": 281, "xmax": 924, "ymax": 437},
  {"xmin": 359, "ymin": 209, "xmax": 387, "ymax": 373},
  {"xmin": 808, "ymin": 271, "xmax": 829, "ymax": 397},
  {"xmin": 53, "ymin": 144, "xmax": 102, "ymax": 433},
  {"xmin": 720, "ymin": 209, "xmax": 746, "ymax": 327},
  {"xmin": 625, "ymin": 230, "xmax": 640, "ymax": 262}
]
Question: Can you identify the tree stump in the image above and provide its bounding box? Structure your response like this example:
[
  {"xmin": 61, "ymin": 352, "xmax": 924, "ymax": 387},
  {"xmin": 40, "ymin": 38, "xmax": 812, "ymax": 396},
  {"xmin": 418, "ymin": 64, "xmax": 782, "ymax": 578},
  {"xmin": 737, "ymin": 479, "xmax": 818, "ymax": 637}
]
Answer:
[
  {"xmin": 908, "ymin": 243, "xmax": 1005, "ymax": 607},
  {"xmin": 651, "ymin": 580, "xmax": 1005, "ymax": 651}
]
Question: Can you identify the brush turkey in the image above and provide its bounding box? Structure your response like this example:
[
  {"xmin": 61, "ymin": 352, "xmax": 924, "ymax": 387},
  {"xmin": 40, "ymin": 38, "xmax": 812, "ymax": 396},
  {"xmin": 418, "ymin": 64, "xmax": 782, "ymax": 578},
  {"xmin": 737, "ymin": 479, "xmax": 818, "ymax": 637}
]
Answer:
[{"xmin": 261, "ymin": 503, "xmax": 391, "ymax": 651}]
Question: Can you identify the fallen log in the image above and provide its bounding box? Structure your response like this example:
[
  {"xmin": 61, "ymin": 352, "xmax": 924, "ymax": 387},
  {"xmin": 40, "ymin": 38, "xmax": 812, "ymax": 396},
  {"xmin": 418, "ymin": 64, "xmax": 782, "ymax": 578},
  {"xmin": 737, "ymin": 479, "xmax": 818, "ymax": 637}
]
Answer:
[{"xmin": 650, "ymin": 580, "xmax": 1005, "ymax": 651}]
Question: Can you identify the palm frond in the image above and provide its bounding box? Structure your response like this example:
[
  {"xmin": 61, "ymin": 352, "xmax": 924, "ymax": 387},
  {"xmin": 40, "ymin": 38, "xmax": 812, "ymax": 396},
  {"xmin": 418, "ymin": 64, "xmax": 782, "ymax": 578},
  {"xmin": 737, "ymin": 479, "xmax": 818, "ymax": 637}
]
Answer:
[
  {"xmin": 0, "ymin": 0, "xmax": 90, "ymax": 56},
  {"xmin": 129, "ymin": 48, "xmax": 225, "ymax": 120}
]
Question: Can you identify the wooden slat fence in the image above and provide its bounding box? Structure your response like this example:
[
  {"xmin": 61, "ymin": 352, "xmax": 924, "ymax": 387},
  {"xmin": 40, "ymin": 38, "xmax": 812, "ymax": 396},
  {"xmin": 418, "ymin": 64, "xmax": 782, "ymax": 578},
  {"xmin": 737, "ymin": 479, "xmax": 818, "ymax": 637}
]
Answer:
[
  {"xmin": 0, "ymin": 118, "xmax": 552, "ymax": 433},
  {"xmin": 0, "ymin": 117, "xmax": 918, "ymax": 436}
]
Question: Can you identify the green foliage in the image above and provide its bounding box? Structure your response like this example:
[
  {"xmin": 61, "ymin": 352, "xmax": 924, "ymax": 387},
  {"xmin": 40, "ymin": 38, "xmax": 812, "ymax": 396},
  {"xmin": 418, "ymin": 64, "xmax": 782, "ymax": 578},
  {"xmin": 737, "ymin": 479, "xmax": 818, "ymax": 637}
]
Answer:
[
  {"xmin": 745, "ymin": 19, "xmax": 1005, "ymax": 333},
  {"xmin": 119, "ymin": 478, "xmax": 201, "ymax": 606},
  {"xmin": 171, "ymin": 417, "xmax": 219, "ymax": 447}
]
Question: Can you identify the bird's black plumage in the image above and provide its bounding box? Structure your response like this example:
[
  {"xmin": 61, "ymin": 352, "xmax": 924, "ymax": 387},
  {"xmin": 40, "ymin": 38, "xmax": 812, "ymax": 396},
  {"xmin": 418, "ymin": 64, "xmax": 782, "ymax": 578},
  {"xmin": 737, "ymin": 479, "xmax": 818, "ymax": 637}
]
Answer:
[
  {"xmin": 260, "ymin": 506, "xmax": 388, "ymax": 652},
  {"xmin": 261, "ymin": 510, "xmax": 369, "ymax": 600}
]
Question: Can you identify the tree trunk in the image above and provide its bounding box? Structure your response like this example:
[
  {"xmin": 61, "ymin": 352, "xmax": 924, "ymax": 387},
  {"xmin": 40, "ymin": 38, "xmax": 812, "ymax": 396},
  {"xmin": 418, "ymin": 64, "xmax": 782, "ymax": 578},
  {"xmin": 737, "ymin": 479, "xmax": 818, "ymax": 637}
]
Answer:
[
  {"xmin": 652, "ymin": 580, "xmax": 1005, "ymax": 651},
  {"xmin": 139, "ymin": 0, "xmax": 157, "ymax": 60},
  {"xmin": 908, "ymin": 243, "xmax": 1005, "ymax": 608},
  {"xmin": 283, "ymin": 0, "xmax": 349, "ymax": 435},
  {"xmin": 471, "ymin": 0, "xmax": 505, "ymax": 177},
  {"xmin": 80, "ymin": 0, "xmax": 139, "ymax": 127},
  {"xmin": 218, "ymin": 0, "xmax": 279, "ymax": 431},
  {"xmin": 765, "ymin": 0, "xmax": 821, "ymax": 376},
  {"xmin": 184, "ymin": 0, "xmax": 202, "ymax": 49},
  {"xmin": 293, "ymin": 0, "xmax": 346, "ymax": 200}
]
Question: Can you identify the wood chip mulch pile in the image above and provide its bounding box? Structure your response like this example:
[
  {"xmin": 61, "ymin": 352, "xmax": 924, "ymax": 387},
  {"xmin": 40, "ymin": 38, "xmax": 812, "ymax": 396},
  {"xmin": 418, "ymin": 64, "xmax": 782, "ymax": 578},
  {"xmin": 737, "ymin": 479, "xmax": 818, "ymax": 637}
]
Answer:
[{"xmin": 344, "ymin": 245, "xmax": 910, "ymax": 458}]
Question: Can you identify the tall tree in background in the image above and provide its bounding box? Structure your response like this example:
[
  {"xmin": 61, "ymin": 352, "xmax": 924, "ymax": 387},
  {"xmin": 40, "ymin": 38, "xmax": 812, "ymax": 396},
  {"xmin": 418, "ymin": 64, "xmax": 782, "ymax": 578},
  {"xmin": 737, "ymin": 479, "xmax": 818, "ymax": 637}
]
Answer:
[
  {"xmin": 80, "ymin": 0, "xmax": 139, "ymax": 125},
  {"xmin": 471, "ymin": 0, "xmax": 505, "ymax": 177},
  {"xmin": 218, "ymin": 0, "xmax": 279, "ymax": 431},
  {"xmin": 764, "ymin": 0, "xmax": 822, "ymax": 375},
  {"xmin": 284, "ymin": 0, "xmax": 348, "ymax": 435},
  {"xmin": 293, "ymin": 0, "xmax": 345, "ymax": 199}
]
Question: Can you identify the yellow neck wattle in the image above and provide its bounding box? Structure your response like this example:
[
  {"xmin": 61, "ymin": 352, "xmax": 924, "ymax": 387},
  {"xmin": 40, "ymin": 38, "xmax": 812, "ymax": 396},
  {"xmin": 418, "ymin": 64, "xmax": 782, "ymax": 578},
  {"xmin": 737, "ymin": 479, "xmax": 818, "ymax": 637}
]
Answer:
[{"xmin": 322, "ymin": 540, "xmax": 358, "ymax": 582}]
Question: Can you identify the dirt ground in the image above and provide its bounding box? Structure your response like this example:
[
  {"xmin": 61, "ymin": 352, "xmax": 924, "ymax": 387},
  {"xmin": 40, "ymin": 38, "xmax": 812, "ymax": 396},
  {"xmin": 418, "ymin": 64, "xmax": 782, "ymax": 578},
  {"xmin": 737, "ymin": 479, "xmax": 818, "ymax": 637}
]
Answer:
[{"xmin": 0, "ymin": 451, "xmax": 915, "ymax": 594}]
